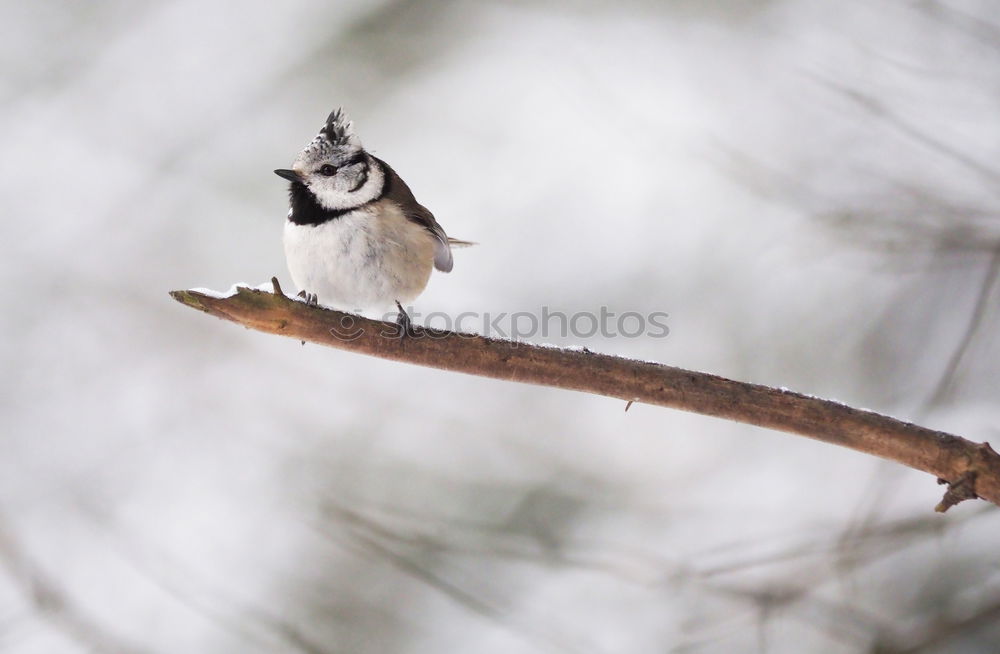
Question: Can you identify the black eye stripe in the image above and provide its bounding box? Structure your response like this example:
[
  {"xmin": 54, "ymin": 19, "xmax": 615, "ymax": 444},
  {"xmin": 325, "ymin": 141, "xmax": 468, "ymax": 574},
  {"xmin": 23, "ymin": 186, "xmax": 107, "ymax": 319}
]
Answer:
[{"xmin": 319, "ymin": 155, "xmax": 364, "ymax": 177}]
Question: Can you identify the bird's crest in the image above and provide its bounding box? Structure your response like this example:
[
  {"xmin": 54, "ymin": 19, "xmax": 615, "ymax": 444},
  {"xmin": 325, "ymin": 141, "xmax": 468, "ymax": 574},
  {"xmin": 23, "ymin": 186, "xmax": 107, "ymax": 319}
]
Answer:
[
  {"xmin": 295, "ymin": 107, "xmax": 363, "ymax": 168},
  {"xmin": 319, "ymin": 108, "xmax": 355, "ymax": 147}
]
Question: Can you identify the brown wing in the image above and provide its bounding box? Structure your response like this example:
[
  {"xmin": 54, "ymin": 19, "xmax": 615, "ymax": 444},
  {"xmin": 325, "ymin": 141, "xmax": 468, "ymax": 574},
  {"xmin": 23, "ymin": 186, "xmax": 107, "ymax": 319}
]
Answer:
[{"xmin": 375, "ymin": 156, "xmax": 454, "ymax": 272}]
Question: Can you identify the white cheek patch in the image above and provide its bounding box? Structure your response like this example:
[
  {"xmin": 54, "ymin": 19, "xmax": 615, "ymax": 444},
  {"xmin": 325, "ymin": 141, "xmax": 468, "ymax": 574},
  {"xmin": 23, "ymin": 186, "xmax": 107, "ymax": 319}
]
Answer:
[
  {"xmin": 348, "ymin": 164, "xmax": 369, "ymax": 193},
  {"xmin": 309, "ymin": 160, "xmax": 385, "ymax": 212}
]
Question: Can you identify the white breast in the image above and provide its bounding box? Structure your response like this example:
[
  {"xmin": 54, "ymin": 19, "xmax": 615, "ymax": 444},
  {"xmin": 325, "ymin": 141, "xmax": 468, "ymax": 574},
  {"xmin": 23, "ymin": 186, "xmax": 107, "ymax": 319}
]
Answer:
[{"xmin": 283, "ymin": 201, "xmax": 436, "ymax": 313}]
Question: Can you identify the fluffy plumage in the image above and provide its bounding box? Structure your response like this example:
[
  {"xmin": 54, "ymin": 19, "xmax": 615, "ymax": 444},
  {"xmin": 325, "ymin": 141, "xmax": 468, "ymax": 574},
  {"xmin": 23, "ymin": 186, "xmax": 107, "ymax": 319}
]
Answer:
[{"xmin": 276, "ymin": 108, "xmax": 467, "ymax": 313}]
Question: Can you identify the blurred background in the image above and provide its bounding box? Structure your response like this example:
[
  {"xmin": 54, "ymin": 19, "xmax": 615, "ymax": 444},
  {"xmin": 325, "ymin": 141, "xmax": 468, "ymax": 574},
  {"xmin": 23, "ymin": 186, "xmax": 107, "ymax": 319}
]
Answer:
[{"xmin": 3, "ymin": 1, "xmax": 1000, "ymax": 652}]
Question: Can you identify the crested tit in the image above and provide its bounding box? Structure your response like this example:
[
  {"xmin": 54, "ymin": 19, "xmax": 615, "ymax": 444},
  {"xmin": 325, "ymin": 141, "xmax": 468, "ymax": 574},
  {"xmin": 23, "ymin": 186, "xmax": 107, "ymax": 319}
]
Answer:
[{"xmin": 275, "ymin": 109, "xmax": 470, "ymax": 330}]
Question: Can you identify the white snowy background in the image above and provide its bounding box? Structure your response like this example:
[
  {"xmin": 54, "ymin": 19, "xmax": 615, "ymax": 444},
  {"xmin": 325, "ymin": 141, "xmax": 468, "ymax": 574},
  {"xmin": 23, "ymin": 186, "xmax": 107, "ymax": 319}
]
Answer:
[{"xmin": 2, "ymin": 1, "xmax": 999, "ymax": 652}]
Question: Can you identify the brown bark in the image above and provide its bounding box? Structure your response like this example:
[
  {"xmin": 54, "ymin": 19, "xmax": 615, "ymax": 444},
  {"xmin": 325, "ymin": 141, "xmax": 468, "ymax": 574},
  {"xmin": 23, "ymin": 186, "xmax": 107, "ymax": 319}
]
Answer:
[{"xmin": 170, "ymin": 280, "xmax": 1000, "ymax": 512}]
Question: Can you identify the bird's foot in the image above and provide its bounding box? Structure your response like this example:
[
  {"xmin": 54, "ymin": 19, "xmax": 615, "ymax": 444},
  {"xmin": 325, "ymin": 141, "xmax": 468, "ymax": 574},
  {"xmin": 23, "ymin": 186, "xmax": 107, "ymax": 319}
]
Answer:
[
  {"xmin": 296, "ymin": 290, "xmax": 318, "ymax": 306},
  {"xmin": 395, "ymin": 301, "xmax": 415, "ymax": 339},
  {"xmin": 295, "ymin": 290, "xmax": 318, "ymax": 345}
]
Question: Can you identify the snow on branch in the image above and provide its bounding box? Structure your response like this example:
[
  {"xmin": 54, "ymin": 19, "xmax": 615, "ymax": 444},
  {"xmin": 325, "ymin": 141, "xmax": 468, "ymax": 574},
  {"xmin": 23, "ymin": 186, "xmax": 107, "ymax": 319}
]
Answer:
[{"xmin": 170, "ymin": 279, "xmax": 1000, "ymax": 513}]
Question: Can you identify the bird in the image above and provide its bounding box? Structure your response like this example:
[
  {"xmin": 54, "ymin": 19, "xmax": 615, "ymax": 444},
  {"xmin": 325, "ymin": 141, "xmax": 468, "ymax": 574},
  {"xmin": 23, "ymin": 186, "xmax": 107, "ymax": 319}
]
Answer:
[{"xmin": 274, "ymin": 108, "xmax": 470, "ymax": 334}]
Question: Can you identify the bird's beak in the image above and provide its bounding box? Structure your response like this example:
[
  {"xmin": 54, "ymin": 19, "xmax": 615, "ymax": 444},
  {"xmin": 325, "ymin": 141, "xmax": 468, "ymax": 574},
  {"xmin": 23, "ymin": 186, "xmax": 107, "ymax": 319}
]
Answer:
[{"xmin": 274, "ymin": 169, "xmax": 300, "ymax": 183}]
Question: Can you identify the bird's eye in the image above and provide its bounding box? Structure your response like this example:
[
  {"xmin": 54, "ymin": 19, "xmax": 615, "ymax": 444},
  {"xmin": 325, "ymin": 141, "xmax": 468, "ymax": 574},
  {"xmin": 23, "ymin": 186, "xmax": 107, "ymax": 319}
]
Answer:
[{"xmin": 319, "ymin": 164, "xmax": 337, "ymax": 176}]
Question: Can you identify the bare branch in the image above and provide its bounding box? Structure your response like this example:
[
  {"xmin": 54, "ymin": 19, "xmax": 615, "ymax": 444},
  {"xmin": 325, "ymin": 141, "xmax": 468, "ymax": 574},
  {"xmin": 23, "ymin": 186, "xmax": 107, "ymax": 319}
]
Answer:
[{"xmin": 170, "ymin": 281, "xmax": 1000, "ymax": 512}]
